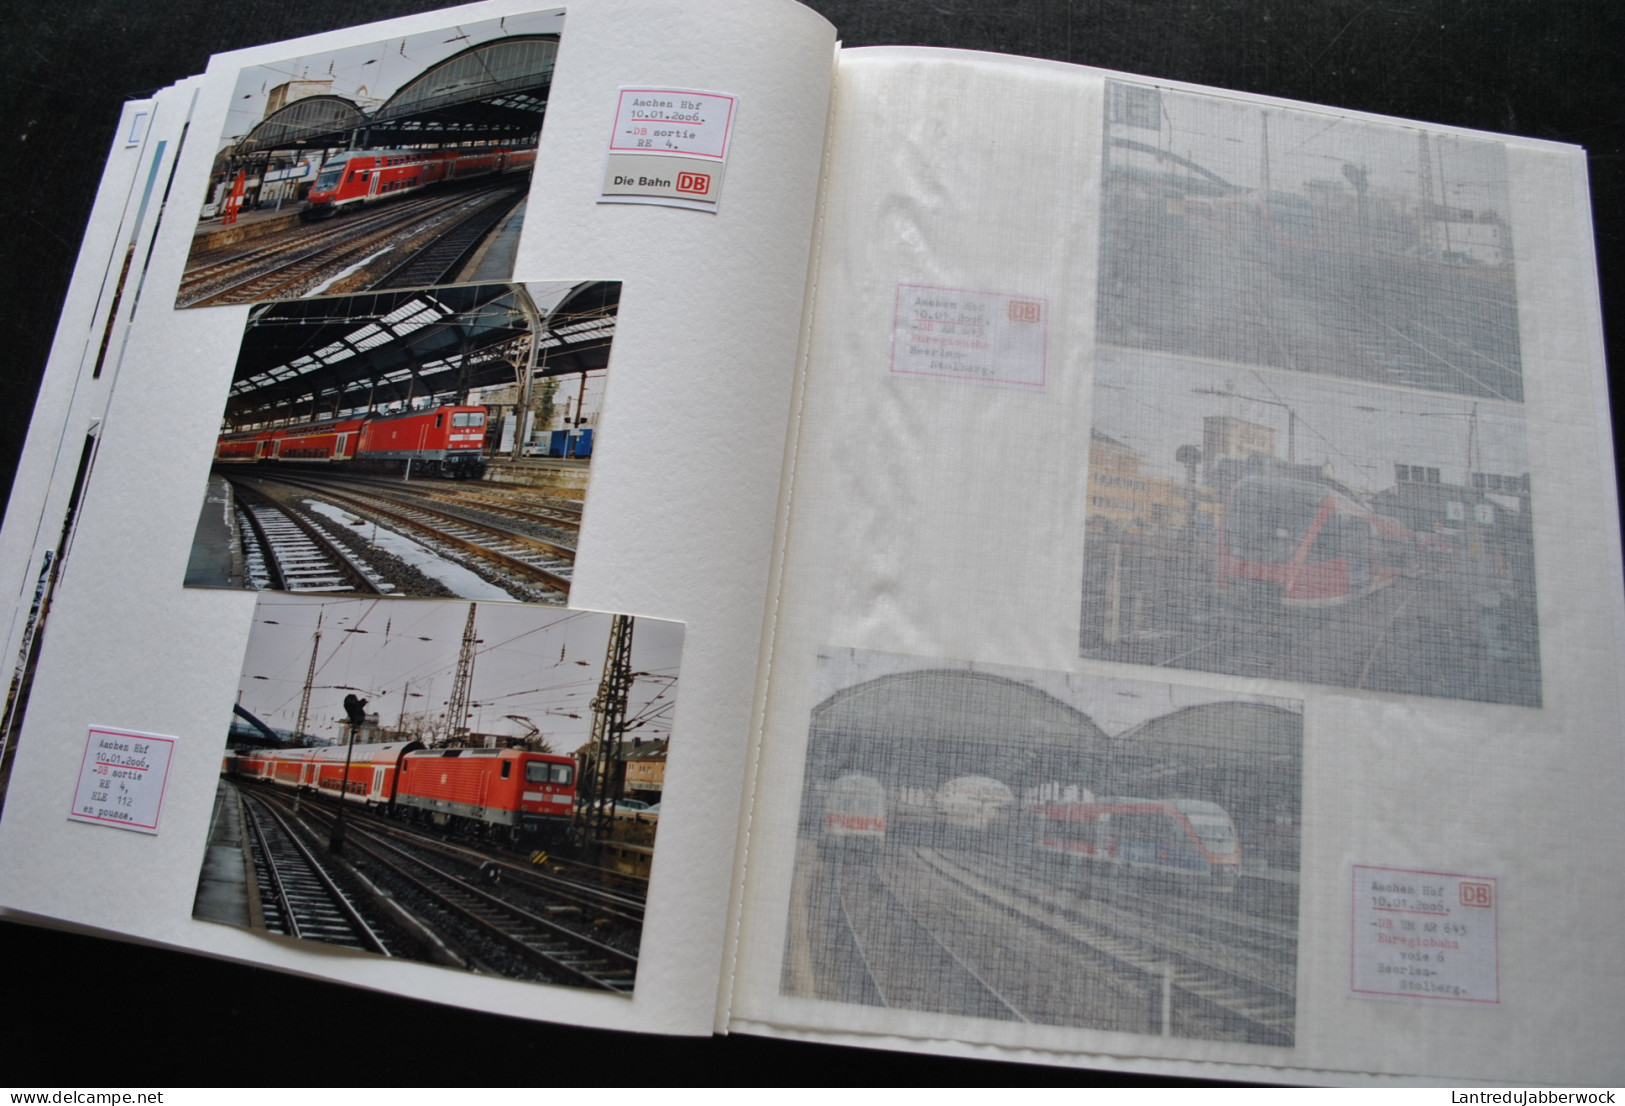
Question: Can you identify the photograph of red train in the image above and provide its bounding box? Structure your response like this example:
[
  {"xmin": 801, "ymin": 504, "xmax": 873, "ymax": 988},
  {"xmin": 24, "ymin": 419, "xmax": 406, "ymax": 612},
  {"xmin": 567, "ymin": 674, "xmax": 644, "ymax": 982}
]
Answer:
[
  {"xmin": 177, "ymin": 9, "xmax": 562, "ymax": 308},
  {"xmin": 1079, "ymin": 349, "xmax": 1538, "ymax": 705},
  {"xmin": 784, "ymin": 648, "xmax": 1302, "ymax": 1045},
  {"xmin": 194, "ymin": 593, "xmax": 684, "ymax": 994},
  {"xmin": 1080, "ymin": 83, "xmax": 1538, "ymax": 705},
  {"xmin": 185, "ymin": 280, "xmax": 620, "ymax": 604}
]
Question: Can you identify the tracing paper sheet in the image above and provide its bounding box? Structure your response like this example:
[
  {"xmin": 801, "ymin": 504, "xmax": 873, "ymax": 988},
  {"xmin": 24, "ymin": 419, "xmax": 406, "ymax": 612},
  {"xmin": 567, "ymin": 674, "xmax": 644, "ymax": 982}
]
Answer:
[{"xmin": 730, "ymin": 47, "xmax": 1624, "ymax": 1084}]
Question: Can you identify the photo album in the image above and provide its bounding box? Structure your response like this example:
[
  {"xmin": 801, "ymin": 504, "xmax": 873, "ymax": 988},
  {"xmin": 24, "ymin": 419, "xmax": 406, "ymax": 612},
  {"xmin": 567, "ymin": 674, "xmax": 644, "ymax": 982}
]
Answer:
[{"xmin": 0, "ymin": 0, "xmax": 1620, "ymax": 1086}]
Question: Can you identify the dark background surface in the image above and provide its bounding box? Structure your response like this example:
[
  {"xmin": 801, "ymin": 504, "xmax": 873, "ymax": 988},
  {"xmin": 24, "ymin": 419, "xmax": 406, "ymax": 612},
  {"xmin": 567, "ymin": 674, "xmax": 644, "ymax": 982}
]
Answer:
[{"xmin": 0, "ymin": 0, "xmax": 1618, "ymax": 1087}]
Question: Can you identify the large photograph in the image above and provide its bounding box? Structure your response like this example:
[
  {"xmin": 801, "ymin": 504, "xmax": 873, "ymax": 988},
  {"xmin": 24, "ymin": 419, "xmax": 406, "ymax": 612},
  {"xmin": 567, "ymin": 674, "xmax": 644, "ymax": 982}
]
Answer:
[
  {"xmin": 185, "ymin": 280, "xmax": 618, "ymax": 604},
  {"xmin": 177, "ymin": 10, "xmax": 562, "ymax": 309},
  {"xmin": 782, "ymin": 649, "xmax": 1302, "ymax": 1046},
  {"xmin": 194, "ymin": 594, "xmax": 683, "ymax": 995},
  {"xmin": 1082, "ymin": 83, "xmax": 1538, "ymax": 705}
]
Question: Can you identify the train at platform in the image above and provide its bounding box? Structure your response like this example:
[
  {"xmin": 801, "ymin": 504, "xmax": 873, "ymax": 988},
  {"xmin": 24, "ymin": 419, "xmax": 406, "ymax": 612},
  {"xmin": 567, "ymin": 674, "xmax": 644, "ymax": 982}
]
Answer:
[
  {"xmin": 301, "ymin": 145, "xmax": 537, "ymax": 220},
  {"xmin": 228, "ymin": 741, "xmax": 578, "ymax": 842},
  {"xmin": 1030, "ymin": 797, "xmax": 1242, "ymax": 891},
  {"xmin": 215, "ymin": 403, "xmax": 489, "ymax": 478},
  {"xmin": 820, "ymin": 773, "xmax": 887, "ymax": 854},
  {"xmin": 1216, "ymin": 475, "xmax": 1442, "ymax": 607}
]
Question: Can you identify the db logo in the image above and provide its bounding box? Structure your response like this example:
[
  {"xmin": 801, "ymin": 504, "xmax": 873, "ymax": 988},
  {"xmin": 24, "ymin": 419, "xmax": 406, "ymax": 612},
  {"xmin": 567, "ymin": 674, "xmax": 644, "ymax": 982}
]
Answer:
[
  {"xmin": 1008, "ymin": 299, "xmax": 1042, "ymax": 323},
  {"xmin": 676, "ymin": 172, "xmax": 710, "ymax": 194},
  {"xmin": 1460, "ymin": 881, "xmax": 1494, "ymax": 908}
]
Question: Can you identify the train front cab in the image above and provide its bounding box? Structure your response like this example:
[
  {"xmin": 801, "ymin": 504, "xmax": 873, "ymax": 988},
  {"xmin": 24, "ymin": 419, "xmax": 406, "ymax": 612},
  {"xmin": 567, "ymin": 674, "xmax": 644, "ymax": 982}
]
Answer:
[
  {"xmin": 1033, "ymin": 798, "xmax": 1240, "ymax": 893},
  {"xmin": 395, "ymin": 748, "xmax": 575, "ymax": 841}
]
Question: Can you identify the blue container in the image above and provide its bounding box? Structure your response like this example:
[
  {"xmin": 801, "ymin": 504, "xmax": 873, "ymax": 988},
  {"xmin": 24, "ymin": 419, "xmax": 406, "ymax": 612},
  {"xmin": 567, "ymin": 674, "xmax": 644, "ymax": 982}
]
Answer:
[
  {"xmin": 573, "ymin": 427, "xmax": 594, "ymax": 458},
  {"xmin": 548, "ymin": 429, "xmax": 570, "ymax": 457}
]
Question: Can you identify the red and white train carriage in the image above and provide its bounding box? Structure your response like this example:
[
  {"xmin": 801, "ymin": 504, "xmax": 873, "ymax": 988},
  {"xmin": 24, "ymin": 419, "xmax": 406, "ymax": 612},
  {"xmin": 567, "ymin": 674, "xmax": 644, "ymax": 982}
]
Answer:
[
  {"xmin": 215, "ymin": 404, "xmax": 488, "ymax": 478},
  {"xmin": 301, "ymin": 145, "xmax": 537, "ymax": 220},
  {"xmin": 231, "ymin": 741, "xmax": 578, "ymax": 842}
]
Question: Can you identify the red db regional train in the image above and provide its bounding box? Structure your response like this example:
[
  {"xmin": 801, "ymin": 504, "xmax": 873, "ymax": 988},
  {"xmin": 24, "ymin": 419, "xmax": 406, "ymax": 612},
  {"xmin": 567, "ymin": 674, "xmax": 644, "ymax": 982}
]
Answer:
[
  {"xmin": 1217, "ymin": 476, "xmax": 1427, "ymax": 607},
  {"xmin": 1032, "ymin": 797, "xmax": 1242, "ymax": 891},
  {"xmin": 301, "ymin": 145, "xmax": 537, "ymax": 220},
  {"xmin": 215, "ymin": 404, "xmax": 489, "ymax": 478},
  {"xmin": 231, "ymin": 742, "xmax": 579, "ymax": 842}
]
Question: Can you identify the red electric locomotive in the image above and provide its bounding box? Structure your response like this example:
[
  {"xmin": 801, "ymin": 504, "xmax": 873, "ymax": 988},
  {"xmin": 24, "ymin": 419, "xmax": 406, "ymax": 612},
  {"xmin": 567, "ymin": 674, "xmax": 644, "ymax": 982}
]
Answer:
[
  {"xmin": 394, "ymin": 747, "xmax": 577, "ymax": 842},
  {"xmin": 214, "ymin": 404, "xmax": 488, "ymax": 478},
  {"xmin": 301, "ymin": 145, "xmax": 537, "ymax": 220},
  {"xmin": 1217, "ymin": 475, "xmax": 1420, "ymax": 606},
  {"xmin": 233, "ymin": 741, "xmax": 578, "ymax": 843}
]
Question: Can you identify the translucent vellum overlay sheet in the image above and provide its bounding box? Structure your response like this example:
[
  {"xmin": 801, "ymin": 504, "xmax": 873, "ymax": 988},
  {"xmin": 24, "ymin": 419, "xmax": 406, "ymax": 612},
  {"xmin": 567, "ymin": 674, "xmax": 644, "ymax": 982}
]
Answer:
[{"xmin": 731, "ymin": 47, "xmax": 1625, "ymax": 1085}]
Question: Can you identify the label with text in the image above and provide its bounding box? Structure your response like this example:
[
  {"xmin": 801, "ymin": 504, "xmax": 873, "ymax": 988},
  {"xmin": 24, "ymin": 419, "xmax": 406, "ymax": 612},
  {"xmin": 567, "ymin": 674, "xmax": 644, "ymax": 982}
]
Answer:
[
  {"xmin": 1351, "ymin": 863, "xmax": 1499, "ymax": 1003},
  {"xmin": 69, "ymin": 725, "xmax": 176, "ymax": 834},
  {"xmin": 890, "ymin": 285, "xmax": 1049, "ymax": 388},
  {"xmin": 601, "ymin": 153, "xmax": 727, "ymax": 209},
  {"xmin": 601, "ymin": 88, "xmax": 736, "ymax": 211}
]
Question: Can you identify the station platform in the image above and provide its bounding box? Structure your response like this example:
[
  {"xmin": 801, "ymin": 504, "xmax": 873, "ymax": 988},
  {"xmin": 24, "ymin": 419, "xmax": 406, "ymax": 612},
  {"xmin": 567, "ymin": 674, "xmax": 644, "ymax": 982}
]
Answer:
[
  {"xmin": 192, "ymin": 780, "xmax": 256, "ymax": 928},
  {"xmin": 456, "ymin": 198, "xmax": 527, "ymax": 283},
  {"xmin": 184, "ymin": 473, "xmax": 242, "ymax": 589},
  {"xmin": 484, "ymin": 456, "xmax": 590, "ymax": 497},
  {"xmin": 192, "ymin": 205, "xmax": 304, "ymax": 253}
]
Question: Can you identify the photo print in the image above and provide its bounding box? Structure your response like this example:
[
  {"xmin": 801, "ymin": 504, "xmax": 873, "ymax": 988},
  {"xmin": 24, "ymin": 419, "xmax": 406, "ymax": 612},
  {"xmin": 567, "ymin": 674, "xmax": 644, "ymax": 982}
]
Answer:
[
  {"xmin": 782, "ymin": 648, "xmax": 1302, "ymax": 1046},
  {"xmin": 178, "ymin": 9, "xmax": 562, "ymax": 308},
  {"xmin": 184, "ymin": 280, "xmax": 620, "ymax": 604},
  {"xmin": 1083, "ymin": 83, "xmax": 1538, "ymax": 705},
  {"xmin": 194, "ymin": 593, "xmax": 685, "ymax": 994}
]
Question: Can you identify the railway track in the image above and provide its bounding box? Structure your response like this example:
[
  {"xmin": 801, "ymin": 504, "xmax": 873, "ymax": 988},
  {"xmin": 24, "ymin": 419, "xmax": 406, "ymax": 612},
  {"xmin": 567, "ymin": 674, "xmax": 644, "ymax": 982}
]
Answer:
[
  {"xmin": 246, "ymin": 785, "xmax": 641, "ymax": 993},
  {"xmin": 336, "ymin": 821, "xmax": 638, "ymax": 993},
  {"xmin": 232, "ymin": 481, "xmax": 387, "ymax": 593},
  {"xmin": 227, "ymin": 472, "xmax": 573, "ymax": 599},
  {"xmin": 179, "ymin": 182, "xmax": 525, "ymax": 307},
  {"xmin": 833, "ymin": 861, "xmax": 1029, "ymax": 1020},
  {"xmin": 347, "ymin": 808, "xmax": 646, "ymax": 927},
  {"xmin": 239, "ymin": 790, "xmax": 397, "ymax": 954},
  {"xmin": 912, "ymin": 846, "xmax": 1294, "ymax": 1044},
  {"xmin": 373, "ymin": 187, "xmax": 527, "ymax": 289},
  {"xmin": 293, "ymin": 471, "xmax": 583, "ymax": 535}
]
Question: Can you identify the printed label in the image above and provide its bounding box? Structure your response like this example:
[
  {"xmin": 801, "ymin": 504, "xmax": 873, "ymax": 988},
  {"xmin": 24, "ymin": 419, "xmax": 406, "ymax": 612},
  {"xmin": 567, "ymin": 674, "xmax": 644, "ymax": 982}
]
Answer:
[
  {"xmin": 890, "ymin": 284, "xmax": 1049, "ymax": 388},
  {"xmin": 1351, "ymin": 864, "xmax": 1499, "ymax": 1003},
  {"xmin": 601, "ymin": 87, "xmax": 736, "ymax": 211},
  {"xmin": 69, "ymin": 726, "xmax": 176, "ymax": 835},
  {"xmin": 601, "ymin": 154, "xmax": 727, "ymax": 208}
]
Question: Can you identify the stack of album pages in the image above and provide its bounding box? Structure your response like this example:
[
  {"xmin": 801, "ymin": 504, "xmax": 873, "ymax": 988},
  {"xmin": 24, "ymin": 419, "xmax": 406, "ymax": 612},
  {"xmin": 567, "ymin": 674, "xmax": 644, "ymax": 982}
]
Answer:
[{"xmin": 0, "ymin": 0, "xmax": 1619, "ymax": 1086}]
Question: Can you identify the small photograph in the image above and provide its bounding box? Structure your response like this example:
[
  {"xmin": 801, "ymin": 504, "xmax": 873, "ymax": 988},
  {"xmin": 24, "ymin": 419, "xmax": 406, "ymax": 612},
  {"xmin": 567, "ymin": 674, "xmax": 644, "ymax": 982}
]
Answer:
[
  {"xmin": 1079, "ymin": 349, "xmax": 1539, "ymax": 706},
  {"xmin": 178, "ymin": 10, "xmax": 562, "ymax": 309},
  {"xmin": 184, "ymin": 280, "xmax": 619, "ymax": 604},
  {"xmin": 1099, "ymin": 81, "xmax": 1523, "ymax": 402},
  {"xmin": 194, "ymin": 593, "xmax": 683, "ymax": 995},
  {"xmin": 782, "ymin": 649, "xmax": 1302, "ymax": 1046}
]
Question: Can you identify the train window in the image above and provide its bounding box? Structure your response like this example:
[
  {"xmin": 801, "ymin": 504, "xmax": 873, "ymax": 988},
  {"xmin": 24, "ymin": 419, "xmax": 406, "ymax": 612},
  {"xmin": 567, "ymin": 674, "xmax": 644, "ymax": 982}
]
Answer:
[
  {"xmin": 526, "ymin": 762, "xmax": 574, "ymax": 785},
  {"xmin": 500, "ymin": 762, "xmax": 511, "ymax": 779},
  {"xmin": 435, "ymin": 413, "xmax": 444, "ymax": 428}
]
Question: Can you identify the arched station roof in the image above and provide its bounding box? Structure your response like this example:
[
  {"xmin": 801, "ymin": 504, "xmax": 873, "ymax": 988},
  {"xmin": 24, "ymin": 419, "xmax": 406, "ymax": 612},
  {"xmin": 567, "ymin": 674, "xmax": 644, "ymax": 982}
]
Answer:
[
  {"xmin": 231, "ymin": 34, "xmax": 558, "ymax": 160},
  {"xmin": 805, "ymin": 668, "xmax": 1111, "ymax": 791},
  {"xmin": 236, "ymin": 95, "xmax": 369, "ymax": 157},
  {"xmin": 368, "ymin": 35, "xmax": 558, "ymax": 144},
  {"xmin": 222, "ymin": 280, "xmax": 618, "ymax": 426}
]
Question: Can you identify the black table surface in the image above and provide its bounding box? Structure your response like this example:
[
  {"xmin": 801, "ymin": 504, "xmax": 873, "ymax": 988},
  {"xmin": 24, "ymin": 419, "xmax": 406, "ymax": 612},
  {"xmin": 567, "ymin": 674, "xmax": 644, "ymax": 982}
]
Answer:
[{"xmin": 0, "ymin": 0, "xmax": 1619, "ymax": 1087}]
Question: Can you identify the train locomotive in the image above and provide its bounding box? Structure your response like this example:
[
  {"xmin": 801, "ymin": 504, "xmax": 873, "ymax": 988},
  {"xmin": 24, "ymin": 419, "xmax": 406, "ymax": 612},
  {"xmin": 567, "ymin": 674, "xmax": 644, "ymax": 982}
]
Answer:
[
  {"xmin": 1217, "ymin": 475, "xmax": 1426, "ymax": 606},
  {"xmin": 820, "ymin": 773, "xmax": 887, "ymax": 854},
  {"xmin": 1031, "ymin": 797, "xmax": 1242, "ymax": 891},
  {"xmin": 216, "ymin": 404, "xmax": 489, "ymax": 479},
  {"xmin": 301, "ymin": 145, "xmax": 537, "ymax": 220},
  {"xmin": 230, "ymin": 741, "xmax": 579, "ymax": 842}
]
